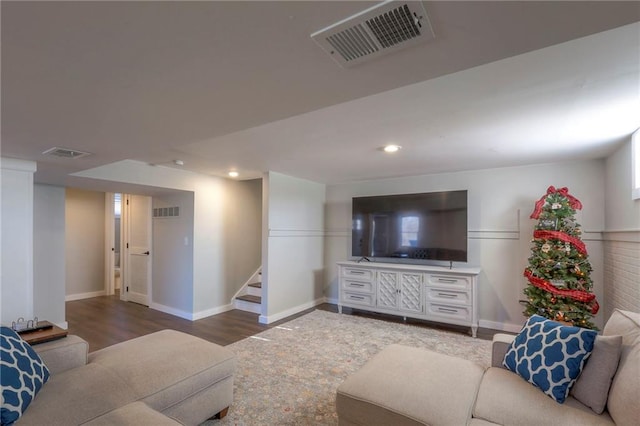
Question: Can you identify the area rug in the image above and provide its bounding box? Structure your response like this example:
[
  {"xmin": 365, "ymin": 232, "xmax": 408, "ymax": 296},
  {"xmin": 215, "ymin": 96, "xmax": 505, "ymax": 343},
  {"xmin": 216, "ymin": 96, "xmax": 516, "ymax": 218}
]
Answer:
[{"xmin": 204, "ymin": 309, "xmax": 491, "ymax": 426}]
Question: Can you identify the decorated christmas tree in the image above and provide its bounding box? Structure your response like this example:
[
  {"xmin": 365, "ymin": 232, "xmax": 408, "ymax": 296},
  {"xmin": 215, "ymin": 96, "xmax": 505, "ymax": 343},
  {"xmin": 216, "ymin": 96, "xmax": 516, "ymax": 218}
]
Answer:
[{"xmin": 522, "ymin": 186, "xmax": 599, "ymax": 329}]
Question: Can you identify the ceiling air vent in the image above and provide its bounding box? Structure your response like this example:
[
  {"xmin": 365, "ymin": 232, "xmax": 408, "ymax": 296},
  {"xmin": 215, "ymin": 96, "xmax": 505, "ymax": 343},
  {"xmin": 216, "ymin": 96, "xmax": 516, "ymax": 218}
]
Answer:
[
  {"xmin": 42, "ymin": 147, "xmax": 92, "ymax": 159},
  {"xmin": 311, "ymin": 1, "xmax": 434, "ymax": 68}
]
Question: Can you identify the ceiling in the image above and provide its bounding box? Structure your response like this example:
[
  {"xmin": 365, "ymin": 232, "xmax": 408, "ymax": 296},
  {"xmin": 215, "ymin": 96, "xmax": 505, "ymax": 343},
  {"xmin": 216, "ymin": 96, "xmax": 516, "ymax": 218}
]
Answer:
[{"xmin": 2, "ymin": 1, "xmax": 639, "ymax": 189}]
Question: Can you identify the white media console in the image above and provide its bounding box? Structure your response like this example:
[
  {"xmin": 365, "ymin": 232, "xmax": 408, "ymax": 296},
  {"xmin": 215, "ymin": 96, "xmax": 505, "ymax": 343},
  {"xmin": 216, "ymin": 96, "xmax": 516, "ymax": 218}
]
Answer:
[{"xmin": 337, "ymin": 261, "xmax": 481, "ymax": 337}]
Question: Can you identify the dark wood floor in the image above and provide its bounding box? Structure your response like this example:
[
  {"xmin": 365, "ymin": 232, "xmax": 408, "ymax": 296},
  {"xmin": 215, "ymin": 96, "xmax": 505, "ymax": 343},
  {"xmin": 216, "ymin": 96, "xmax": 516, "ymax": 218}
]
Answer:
[{"xmin": 66, "ymin": 296, "xmax": 500, "ymax": 352}]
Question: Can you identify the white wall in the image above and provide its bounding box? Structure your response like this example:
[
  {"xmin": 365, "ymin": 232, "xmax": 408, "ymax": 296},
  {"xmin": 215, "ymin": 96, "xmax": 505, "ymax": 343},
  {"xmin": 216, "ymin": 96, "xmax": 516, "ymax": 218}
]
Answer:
[
  {"xmin": 65, "ymin": 188, "xmax": 106, "ymax": 298},
  {"xmin": 1, "ymin": 158, "xmax": 36, "ymax": 324},
  {"xmin": 605, "ymin": 136, "xmax": 640, "ymax": 231},
  {"xmin": 325, "ymin": 160, "xmax": 607, "ymax": 331},
  {"xmin": 262, "ymin": 172, "xmax": 325, "ymax": 323},
  {"xmin": 603, "ymin": 137, "xmax": 640, "ymax": 318},
  {"xmin": 33, "ymin": 184, "xmax": 66, "ymax": 326}
]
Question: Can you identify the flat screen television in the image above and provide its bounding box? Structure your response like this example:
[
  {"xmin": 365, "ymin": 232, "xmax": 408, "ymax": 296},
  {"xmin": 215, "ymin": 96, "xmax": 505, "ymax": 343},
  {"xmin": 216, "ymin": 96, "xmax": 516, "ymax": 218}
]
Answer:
[{"xmin": 351, "ymin": 190, "xmax": 468, "ymax": 263}]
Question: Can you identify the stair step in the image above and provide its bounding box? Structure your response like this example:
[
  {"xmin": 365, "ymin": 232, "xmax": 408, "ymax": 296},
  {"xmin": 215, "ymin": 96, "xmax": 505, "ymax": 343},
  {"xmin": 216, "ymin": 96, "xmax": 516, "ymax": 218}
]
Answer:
[
  {"xmin": 248, "ymin": 282, "xmax": 262, "ymax": 288},
  {"xmin": 236, "ymin": 294, "xmax": 261, "ymax": 304}
]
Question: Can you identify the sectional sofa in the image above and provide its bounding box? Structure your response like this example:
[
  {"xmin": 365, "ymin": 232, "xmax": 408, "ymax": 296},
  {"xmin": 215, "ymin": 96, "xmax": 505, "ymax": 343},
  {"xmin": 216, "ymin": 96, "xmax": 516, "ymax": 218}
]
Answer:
[
  {"xmin": 2, "ymin": 329, "xmax": 236, "ymax": 425},
  {"xmin": 337, "ymin": 309, "xmax": 639, "ymax": 425}
]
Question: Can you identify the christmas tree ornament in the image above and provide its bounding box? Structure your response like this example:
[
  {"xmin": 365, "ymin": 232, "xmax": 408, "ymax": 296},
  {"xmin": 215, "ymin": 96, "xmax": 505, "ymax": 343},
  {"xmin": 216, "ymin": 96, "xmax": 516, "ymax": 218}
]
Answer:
[{"xmin": 521, "ymin": 186, "xmax": 599, "ymax": 330}]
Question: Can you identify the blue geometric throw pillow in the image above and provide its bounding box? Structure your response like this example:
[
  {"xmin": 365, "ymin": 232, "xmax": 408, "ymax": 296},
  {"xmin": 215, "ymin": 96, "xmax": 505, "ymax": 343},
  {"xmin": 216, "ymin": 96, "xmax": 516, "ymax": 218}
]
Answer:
[
  {"xmin": 502, "ymin": 315, "xmax": 597, "ymax": 403},
  {"xmin": 1, "ymin": 326, "xmax": 50, "ymax": 425}
]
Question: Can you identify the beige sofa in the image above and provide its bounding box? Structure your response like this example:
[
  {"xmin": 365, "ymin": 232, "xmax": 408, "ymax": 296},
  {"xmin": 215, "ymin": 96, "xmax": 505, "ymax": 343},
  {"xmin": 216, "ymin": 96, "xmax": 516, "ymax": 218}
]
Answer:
[
  {"xmin": 336, "ymin": 309, "xmax": 639, "ymax": 425},
  {"xmin": 21, "ymin": 330, "xmax": 236, "ymax": 425}
]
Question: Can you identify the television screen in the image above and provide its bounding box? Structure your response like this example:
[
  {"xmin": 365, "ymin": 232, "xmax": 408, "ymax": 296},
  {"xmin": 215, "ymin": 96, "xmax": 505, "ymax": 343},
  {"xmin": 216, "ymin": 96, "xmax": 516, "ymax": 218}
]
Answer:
[{"xmin": 351, "ymin": 190, "xmax": 468, "ymax": 263}]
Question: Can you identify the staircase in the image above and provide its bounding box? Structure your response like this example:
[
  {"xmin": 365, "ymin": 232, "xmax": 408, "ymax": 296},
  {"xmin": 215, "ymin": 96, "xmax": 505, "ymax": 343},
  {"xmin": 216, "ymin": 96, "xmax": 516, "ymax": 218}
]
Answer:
[{"xmin": 233, "ymin": 269, "xmax": 262, "ymax": 314}]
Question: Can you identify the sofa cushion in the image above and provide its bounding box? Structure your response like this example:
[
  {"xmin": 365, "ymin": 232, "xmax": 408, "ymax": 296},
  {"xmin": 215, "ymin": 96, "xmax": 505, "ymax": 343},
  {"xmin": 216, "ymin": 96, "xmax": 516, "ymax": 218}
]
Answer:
[
  {"xmin": 336, "ymin": 344, "xmax": 486, "ymax": 426},
  {"xmin": 502, "ymin": 315, "xmax": 596, "ymax": 403},
  {"xmin": 88, "ymin": 330, "xmax": 235, "ymax": 421},
  {"xmin": 473, "ymin": 367, "xmax": 614, "ymax": 426},
  {"xmin": 17, "ymin": 363, "xmax": 138, "ymax": 426},
  {"xmin": 570, "ymin": 335, "xmax": 622, "ymax": 414},
  {"xmin": 603, "ymin": 309, "xmax": 640, "ymax": 426},
  {"xmin": 0, "ymin": 326, "xmax": 50, "ymax": 425},
  {"xmin": 81, "ymin": 402, "xmax": 183, "ymax": 425}
]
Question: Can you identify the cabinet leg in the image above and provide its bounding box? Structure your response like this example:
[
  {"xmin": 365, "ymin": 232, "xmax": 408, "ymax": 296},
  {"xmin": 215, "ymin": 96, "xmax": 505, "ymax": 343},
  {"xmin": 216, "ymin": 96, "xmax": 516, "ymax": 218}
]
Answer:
[
  {"xmin": 471, "ymin": 325, "xmax": 478, "ymax": 338},
  {"xmin": 338, "ymin": 304, "xmax": 343, "ymax": 314}
]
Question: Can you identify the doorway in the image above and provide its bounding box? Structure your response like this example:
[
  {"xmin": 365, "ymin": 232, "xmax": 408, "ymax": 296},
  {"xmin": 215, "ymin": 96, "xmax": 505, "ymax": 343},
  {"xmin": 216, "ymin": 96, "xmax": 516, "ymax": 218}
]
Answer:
[{"xmin": 106, "ymin": 193, "xmax": 152, "ymax": 306}]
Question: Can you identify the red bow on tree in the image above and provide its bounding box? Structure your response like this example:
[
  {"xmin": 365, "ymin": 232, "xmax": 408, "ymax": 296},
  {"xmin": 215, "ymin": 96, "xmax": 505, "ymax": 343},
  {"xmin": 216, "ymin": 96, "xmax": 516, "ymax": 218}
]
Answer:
[{"xmin": 530, "ymin": 186, "xmax": 583, "ymax": 219}]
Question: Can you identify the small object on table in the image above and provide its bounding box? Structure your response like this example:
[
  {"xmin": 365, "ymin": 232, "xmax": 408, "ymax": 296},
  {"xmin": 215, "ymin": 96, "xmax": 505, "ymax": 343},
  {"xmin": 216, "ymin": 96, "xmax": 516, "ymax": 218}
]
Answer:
[{"xmin": 16, "ymin": 320, "xmax": 68, "ymax": 345}]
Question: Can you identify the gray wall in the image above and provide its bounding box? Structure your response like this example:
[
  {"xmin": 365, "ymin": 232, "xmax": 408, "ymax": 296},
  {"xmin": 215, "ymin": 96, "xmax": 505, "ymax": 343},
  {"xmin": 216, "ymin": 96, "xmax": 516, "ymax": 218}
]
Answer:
[
  {"xmin": 33, "ymin": 184, "xmax": 66, "ymax": 325},
  {"xmin": 152, "ymin": 191, "xmax": 195, "ymax": 313},
  {"xmin": 223, "ymin": 179, "xmax": 263, "ymax": 300},
  {"xmin": 65, "ymin": 188, "xmax": 106, "ymax": 297}
]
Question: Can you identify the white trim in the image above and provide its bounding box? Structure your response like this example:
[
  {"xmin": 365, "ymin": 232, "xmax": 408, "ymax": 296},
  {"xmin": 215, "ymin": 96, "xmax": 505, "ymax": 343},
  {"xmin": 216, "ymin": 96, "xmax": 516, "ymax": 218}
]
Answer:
[
  {"xmin": 234, "ymin": 299, "xmax": 262, "ymax": 314},
  {"xmin": 55, "ymin": 321, "xmax": 69, "ymax": 330},
  {"xmin": 0, "ymin": 157, "xmax": 37, "ymax": 172},
  {"xmin": 65, "ymin": 290, "xmax": 106, "ymax": 302},
  {"xmin": 258, "ymin": 297, "xmax": 326, "ymax": 324},
  {"xmin": 632, "ymin": 128, "xmax": 640, "ymax": 200},
  {"xmin": 151, "ymin": 302, "xmax": 236, "ymax": 321},
  {"xmin": 149, "ymin": 302, "xmax": 194, "ymax": 320},
  {"xmin": 268, "ymin": 229, "xmax": 325, "ymax": 237},
  {"xmin": 192, "ymin": 303, "xmax": 235, "ymax": 321},
  {"xmin": 325, "ymin": 296, "xmax": 339, "ymax": 305},
  {"xmin": 602, "ymin": 230, "xmax": 640, "ymax": 243},
  {"xmin": 105, "ymin": 193, "xmax": 115, "ymax": 296}
]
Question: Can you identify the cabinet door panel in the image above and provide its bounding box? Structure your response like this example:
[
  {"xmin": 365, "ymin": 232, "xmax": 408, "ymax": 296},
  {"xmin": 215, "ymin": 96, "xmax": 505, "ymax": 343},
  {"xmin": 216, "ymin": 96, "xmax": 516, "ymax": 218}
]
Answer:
[
  {"xmin": 377, "ymin": 271, "xmax": 398, "ymax": 309},
  {"xmin": 400, "ymin": 273, "xmax": 423, "ymax": 313}
]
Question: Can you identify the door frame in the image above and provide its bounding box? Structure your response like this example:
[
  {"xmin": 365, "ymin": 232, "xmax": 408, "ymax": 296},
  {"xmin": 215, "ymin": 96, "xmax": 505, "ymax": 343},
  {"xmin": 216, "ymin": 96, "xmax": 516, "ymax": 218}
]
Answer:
[
  {"xmin": 122, "ymin": 194, "xmax": 152, "ymax": 305},
  {"xmin": 104, "ymin": 193, "xmax": 116, "ymax": 296}
]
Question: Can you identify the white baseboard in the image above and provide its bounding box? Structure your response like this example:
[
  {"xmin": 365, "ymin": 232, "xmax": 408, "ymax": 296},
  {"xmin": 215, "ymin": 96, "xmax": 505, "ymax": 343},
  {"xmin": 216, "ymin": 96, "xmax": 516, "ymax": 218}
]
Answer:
[
  {"xmin": 150, "ymin": 302, "xmax": 235, "ymax": 321},
  {"xmin": 65, "ymin": 290, "xmax": 106, "ymax": 302},
  {"xmin": 258, "ymin": 297, "xmax": 327, "ymax": 324},
  {"xmin": 192, "ymin": 303, "xmax": 235, "ymax": 321},
  {"xmin": 325, "ymin": 296, "xmax": 338, "ymax": 305},
  {"xmin": 479, "ymin": 319, "xmax": 522, "ymax": 334},
  {"xmin": 149, "ymin": 302, "xmax": 195, "ymax": 320}
]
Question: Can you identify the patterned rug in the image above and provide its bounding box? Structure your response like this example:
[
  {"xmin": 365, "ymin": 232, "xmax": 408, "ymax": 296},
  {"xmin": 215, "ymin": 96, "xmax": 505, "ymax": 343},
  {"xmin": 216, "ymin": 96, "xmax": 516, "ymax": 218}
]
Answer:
[{"xmin": 204, "ymin": 309, "xmax": 491, "ymax": 426}]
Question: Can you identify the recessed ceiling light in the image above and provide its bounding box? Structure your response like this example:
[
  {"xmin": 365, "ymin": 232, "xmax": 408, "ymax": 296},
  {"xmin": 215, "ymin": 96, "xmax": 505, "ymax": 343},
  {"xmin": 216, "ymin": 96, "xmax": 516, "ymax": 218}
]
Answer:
[
  {"xmin": 383, "ymin": 144, "xmax": 401, "ymax": 153},
  {"xmin": 228, "ymin": 171, "xmax": 239, "ymax": 178},
  {"xmin": 173, "ymin": 159, "xmax": 184, "ymax": 166}
]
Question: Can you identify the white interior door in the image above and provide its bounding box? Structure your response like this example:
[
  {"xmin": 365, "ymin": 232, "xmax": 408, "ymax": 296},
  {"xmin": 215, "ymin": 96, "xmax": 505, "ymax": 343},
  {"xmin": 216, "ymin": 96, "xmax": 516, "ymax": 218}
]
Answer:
[{"xmin": 124, "ymin": 194, "xmax": 152, "ymax": 306}]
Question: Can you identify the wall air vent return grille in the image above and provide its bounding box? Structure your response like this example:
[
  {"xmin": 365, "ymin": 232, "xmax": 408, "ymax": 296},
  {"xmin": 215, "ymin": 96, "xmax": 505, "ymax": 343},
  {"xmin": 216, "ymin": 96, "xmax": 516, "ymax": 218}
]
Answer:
[
  {"xmin": 153, "ymin": 206, "xmax": 180, "ymax": 218},
  {"xmin": 311, "ymin": 1, "xmax": 434, "ymax": 68},
  {"xmin": 42, "ymin": 147, "xmax": 92, "ymax": 159}
]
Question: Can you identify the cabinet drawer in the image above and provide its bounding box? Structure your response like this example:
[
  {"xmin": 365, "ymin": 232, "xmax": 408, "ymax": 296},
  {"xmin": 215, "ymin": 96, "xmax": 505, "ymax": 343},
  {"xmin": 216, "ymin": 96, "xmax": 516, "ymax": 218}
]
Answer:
[
  {"xmin": 426, "ymin": 288, "xmax": 470, "ymax": 306},
  {"xmin": 426, "ymin": 274, "xmax": 470, "ymax": 291},
  {"xmin": 342, "ymin": 292, "xmax": 375, "ymax": 307},
  {"xmin": 343, "ymin": 279, "xmax": 374, "ymax": 294},
  {"xmin": 342, "ymin": 267, "xmax": 374, "ymax": 281},
  {"xmin": 426, "ymin": 303, "xmax": 471, "ymax": 322}
]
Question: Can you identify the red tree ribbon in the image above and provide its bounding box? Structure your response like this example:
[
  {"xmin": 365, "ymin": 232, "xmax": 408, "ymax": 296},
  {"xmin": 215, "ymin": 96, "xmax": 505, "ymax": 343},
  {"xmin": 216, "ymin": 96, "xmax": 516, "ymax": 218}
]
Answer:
[
  {"xmin": 530, "ymin": 186, "xmax": 583, "ymax": 219},
  {"xmin": 533, "ymin": 230, "xmax": 587, "ymax": 255},
  {"xmin": 524, "ymin": 269, "xmax": 599, "ymax": 314}
]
